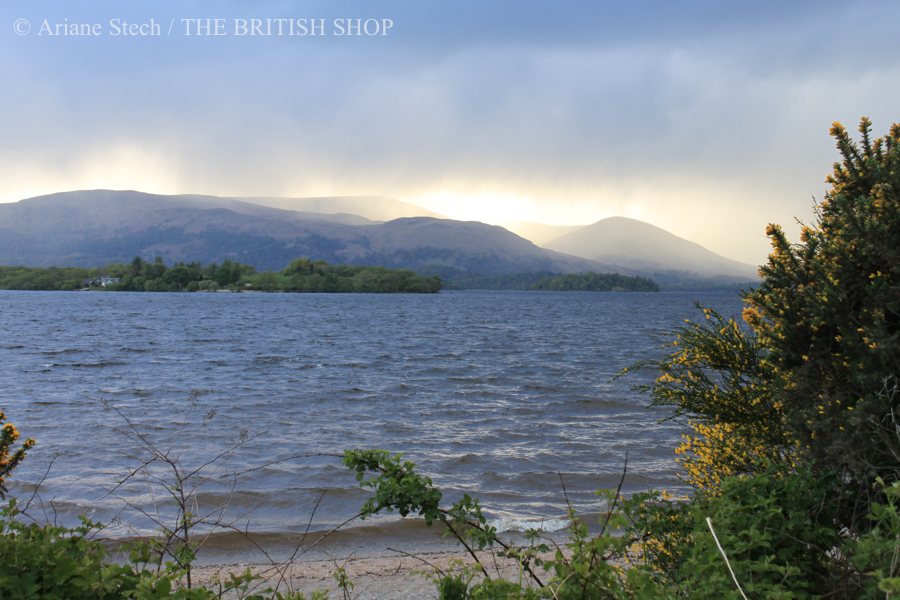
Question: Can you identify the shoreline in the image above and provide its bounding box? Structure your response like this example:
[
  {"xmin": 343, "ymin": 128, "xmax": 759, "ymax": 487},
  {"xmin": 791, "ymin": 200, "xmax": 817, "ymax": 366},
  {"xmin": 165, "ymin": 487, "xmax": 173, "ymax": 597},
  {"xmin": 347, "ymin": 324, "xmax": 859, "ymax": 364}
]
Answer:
[
  {"xmin": 99, "ymin": 511, "xmax": 579, "ymax": 568},
  {"xmin": 191, "ymin": 546, "xmax": 548, "ymax": 600},
  {"xmin": 103, "ymin": 518, "xmax": 569, "ymax": 598}
]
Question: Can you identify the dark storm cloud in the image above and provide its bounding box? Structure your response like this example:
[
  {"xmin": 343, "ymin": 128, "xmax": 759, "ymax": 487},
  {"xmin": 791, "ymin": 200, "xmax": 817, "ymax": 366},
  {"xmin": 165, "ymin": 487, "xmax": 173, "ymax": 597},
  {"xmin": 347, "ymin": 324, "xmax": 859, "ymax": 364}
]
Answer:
[{"xmin": 1, "ymin": 0, "xmax": 898, "ymax": 261}]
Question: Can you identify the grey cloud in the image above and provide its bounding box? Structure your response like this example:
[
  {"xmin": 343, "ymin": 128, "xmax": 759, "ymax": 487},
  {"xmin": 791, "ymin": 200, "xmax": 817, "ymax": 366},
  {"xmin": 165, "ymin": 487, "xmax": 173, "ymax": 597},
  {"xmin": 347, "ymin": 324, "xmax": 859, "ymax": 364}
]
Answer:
[{"xmin": 1, "ymin": 0, "xmax": 898, "ymax": 262}]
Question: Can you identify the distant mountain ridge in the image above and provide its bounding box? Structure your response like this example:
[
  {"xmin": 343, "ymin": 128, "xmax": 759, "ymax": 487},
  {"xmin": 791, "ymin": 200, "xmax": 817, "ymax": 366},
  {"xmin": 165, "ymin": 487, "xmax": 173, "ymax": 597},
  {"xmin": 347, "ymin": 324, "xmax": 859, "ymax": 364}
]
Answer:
[
  {"xmin": 544, "ymin": 216, "xmax": 757, "ymax": 279},
  {"xmin": 0, "ymin": 190, "xmax": 620, "ymax": 277},
  {"xmin": 0, "ymin": 190, "xmax": 757, "ymax": 286}
]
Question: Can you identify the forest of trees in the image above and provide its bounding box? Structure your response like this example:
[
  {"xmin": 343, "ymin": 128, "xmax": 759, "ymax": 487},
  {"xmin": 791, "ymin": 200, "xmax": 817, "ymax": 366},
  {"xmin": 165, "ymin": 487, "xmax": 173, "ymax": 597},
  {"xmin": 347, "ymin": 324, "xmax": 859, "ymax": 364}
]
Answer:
[
  {"xmin": 434, "ymin": 270, "xmax": 660, "ymax": 291},
  {"xmin": 530, "ymin": 271, "xmax": 659, "ymax": 292},
  {"xmin": 0, "ymin": 260, "xmax": 658, "ymax": 293},
  {"xmin": 0, "ymin": 257, "xmax": 441, "ymax": 294}
]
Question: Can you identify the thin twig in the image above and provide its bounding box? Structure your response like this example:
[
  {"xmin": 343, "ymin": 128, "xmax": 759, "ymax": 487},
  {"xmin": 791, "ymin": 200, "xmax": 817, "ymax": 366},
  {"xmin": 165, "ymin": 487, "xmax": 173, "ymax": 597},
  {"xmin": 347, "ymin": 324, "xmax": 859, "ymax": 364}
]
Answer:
[
  {"xmin": 19, "ymin": 453, "xmax": 59, "ymax": 517},
  {"xmin": 435, "ymin": 507, "xmax": 545, "ymax": 587},
  {"xmin": 385, "ymin": 547, "xmax": 446, "ymax": 576},
  {"xmin": 274, "ymin": 491, "xmax": 327, "ymax": 594},
  {"xmin": 600, "ymin": 452, "xmax": 628, "ymax": 537},
  {"xmin": 706, "ymin": 517, "xmax": 749, "ymax": 600},
  {"xmin": 582, "ymin": 454, "xmax": 628, "ymax": 599},
  {"xmin": 443, "ymin": 518, "xmax": 488, "ymax": 577}
]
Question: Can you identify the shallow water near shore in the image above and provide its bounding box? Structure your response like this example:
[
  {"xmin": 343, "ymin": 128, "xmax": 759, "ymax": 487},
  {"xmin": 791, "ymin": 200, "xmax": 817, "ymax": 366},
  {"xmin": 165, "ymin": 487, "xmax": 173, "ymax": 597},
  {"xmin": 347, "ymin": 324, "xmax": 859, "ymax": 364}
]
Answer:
[{"xmin": 1, "ymin": 289, "xmax": 743, "ymax": 561}]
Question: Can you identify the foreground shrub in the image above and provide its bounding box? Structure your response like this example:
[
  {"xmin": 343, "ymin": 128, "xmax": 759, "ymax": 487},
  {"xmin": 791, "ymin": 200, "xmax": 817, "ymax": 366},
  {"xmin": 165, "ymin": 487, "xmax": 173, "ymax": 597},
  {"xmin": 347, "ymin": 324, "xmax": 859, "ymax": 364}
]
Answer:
[
  {"xmin": 679, "ymin": 468, "xmax": 847, "ymax": 598},
  {"xmin": 0, "ymin": 410, "xmax": 35, "ymax": 499},
  {"xmin": 850, "ymin": 479, "xmax": 900, "ymax": 597},
  {"xmin": 0, "ymin": 500, "xmax": 149, "ymax": 599},
  {"xmin": 345, "ymin": 447, "xmax": 900, "ymax": 598},
  {"xmin": 0, "ymin": 405, "xmax": 334, "ymax": 599},
  {"xmin": 0, "ymin": 499, "xmax": 329, "ymax": 599},
  {"xmin": 746, "ymin": 118, "xmax": 900, "ymax": 525},
  {"xmin": 640, "ymin": 308, "xmax": 791, "ymax": 491}
]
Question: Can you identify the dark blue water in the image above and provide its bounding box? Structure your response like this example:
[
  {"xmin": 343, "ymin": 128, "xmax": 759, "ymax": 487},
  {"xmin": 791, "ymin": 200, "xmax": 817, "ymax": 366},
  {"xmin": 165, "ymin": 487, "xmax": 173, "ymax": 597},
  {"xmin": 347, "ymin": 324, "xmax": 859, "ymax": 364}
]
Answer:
[{"xmin": 0, "ymin": 289, "xmax": 742, "ymax": 546}]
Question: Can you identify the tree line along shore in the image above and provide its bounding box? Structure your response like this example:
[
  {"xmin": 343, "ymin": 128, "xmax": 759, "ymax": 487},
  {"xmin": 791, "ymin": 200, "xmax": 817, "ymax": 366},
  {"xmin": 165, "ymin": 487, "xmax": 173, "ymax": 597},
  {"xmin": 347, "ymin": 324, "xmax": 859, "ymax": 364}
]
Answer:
[
  {"xmin": 0, "ymin": 257, "xmax": 441, "ymax": 294},
  {"xmin": 0, "ymin": 257, "xmax": 659, "ymax": 293}
]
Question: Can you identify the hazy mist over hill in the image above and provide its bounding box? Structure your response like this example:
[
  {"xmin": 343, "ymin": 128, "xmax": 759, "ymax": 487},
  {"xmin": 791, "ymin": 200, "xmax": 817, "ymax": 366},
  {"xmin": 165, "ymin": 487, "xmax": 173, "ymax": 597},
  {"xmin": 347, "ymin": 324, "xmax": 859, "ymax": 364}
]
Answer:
[
  {"xmin": 246, "ymin": 196, "xmax": 444, "ymax": 222},
  {"xmin": 502, "ymin": 222, "xmax": 583, "ymax": 246},
  {"xmin": 545, "ymin": 217, "xmax": 758, "ymax": 279}
]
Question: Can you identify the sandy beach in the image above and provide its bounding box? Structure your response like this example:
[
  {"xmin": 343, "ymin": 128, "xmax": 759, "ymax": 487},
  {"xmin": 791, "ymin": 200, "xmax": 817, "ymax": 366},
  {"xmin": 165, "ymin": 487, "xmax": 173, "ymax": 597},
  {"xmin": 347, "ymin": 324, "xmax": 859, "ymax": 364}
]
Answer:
[{"xmin": 193, "ymin": 547, "xmax": 545, "ymax": 599}]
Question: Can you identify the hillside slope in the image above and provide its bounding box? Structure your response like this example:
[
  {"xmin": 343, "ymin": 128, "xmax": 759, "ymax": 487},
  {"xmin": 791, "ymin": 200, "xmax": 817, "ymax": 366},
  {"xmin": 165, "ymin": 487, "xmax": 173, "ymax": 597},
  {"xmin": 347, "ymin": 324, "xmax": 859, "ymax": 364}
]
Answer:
[
  {"xmin": 545, "ymin": 216, "xmax": 757, "ymax": 279},
  {"xmin": 0, "ymin": 190, "xmax": 614, "ymax": 277}
]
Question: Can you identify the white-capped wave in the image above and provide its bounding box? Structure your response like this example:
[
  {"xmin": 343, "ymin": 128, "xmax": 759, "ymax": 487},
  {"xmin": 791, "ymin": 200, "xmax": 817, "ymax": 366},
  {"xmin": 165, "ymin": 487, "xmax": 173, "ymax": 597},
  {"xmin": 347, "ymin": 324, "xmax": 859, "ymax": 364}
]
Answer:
[{"xmin": 489, "ymin": 517, "xmax": 570, "ymax": 533}]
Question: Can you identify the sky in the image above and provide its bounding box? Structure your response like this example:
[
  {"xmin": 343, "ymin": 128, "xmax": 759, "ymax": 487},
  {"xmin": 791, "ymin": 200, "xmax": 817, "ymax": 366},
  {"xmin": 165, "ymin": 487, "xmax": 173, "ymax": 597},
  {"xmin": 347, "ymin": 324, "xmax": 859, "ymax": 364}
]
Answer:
[{"xmin": 1, "ymin": 1, "xmax": 898, "ymax": 264}]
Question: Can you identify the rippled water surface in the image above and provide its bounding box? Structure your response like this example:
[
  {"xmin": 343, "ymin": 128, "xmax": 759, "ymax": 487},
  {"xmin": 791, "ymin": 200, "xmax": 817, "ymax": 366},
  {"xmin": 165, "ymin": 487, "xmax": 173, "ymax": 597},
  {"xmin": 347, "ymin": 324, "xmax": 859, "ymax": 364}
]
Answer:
[{"xmin": 1, "ymin": 289, "xmax": 742, "ymax": 543}]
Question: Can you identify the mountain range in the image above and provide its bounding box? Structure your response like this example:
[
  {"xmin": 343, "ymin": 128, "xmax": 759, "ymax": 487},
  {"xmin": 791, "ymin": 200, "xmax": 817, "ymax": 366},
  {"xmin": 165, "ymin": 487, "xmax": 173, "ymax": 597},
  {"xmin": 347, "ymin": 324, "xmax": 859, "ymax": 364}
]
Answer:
[
  {"xmin": 0, "ymin": 190, "xmax": 758, "ymax": 287},
  {"xmin": 545, "ymin": 217, "xmax": 756, "ymax": 279}
]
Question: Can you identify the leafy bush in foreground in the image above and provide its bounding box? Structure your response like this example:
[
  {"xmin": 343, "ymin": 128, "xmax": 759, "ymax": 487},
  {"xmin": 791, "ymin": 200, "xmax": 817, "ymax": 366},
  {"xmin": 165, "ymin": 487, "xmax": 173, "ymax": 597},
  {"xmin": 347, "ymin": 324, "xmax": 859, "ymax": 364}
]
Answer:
[
  {"xmin": 745, "ymin": 118, "xmax": 900, "ymax": 527},
  {"xmin": 0, "ymin": 409, "xmax": 326, "ymax": 600},
  {"xmin": 344, "ymin": 449, "xmax": 900, "ymax": 599},
  {"xmin": 0, "ymin": 500, "xmax": 162, "ymax": 599},
  {"xmin": 0, "ymin": 499, "xmax": 327, "ymax": 600},
  {"xmin": 0, "ymin": 409, "xmax": 34, "ymax": 499}
]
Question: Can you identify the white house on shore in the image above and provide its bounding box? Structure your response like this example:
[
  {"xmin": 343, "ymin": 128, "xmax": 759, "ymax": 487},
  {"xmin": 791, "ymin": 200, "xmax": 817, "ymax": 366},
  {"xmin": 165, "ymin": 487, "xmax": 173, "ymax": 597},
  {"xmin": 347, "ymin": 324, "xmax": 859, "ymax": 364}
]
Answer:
[{"xmin": 81, "ymin": 276, "xmax": 121, "ymax": 288}]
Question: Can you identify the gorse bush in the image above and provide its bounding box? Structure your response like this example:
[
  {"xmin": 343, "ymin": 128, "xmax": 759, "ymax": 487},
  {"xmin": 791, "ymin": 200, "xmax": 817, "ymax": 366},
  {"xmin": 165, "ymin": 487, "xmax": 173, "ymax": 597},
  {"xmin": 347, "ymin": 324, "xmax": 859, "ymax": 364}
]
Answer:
[
  {"xmin": 639, "ymin": 118, "xmax": 900, "ymax": 594},
  {"xmin": 639, "ymin": 307, "xmax": 791, "ymax": 490},
  {"xmin": 647, "ymin": 118, "xmax": 898, "ymax": 516},
  {"xmin": 745, "ymin": 118, "xmax": 900, "ymax": 525},
  {"xmin": 0, "ymin": 409, "xmax": 34, "ymax": 499}
]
